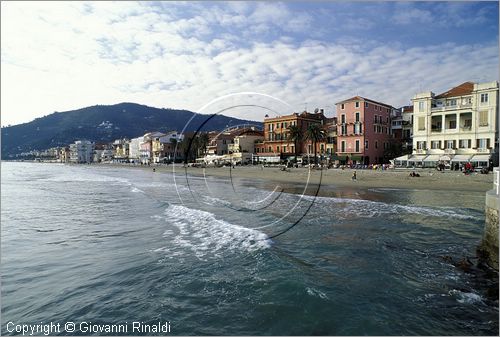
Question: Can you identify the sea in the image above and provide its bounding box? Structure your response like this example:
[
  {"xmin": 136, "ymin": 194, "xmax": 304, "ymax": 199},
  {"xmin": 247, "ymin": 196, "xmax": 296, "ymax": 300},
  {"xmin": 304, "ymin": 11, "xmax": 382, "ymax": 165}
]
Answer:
[{"xmin": 1, "ymin": 162, "xmax": 498, "ymax": 335}]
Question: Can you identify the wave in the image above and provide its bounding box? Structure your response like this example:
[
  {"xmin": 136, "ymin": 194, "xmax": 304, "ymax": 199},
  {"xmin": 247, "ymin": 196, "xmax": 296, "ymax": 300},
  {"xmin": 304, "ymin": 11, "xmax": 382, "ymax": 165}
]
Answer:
[
  {"xmin": 154, "ymin": 204, "xmax": 271, "ymax": 259},
  {"xmin": 299, "ymin": 194, "xmax": 478, "ymax": 220}
]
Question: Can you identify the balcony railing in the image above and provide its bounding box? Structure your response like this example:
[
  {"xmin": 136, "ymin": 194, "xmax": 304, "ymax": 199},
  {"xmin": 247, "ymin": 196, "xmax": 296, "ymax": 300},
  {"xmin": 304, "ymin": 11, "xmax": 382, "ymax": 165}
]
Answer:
[
  {"xmin": 431, "ymin": 128, "xmax": 442, "ymax": 132},
  {"xmin": 444, "ymin": 149, "xmax": 455, "ymax": 154},
  {"xmin": 460, "ymin": 126, "xmax": 472, "ymax": 131},
  {"xmin": 416, "ymin": 149, "xmax": 427, "ymax": 154},
  {"xmin": 477, "ymin": 148, "xmax": 491, "ymax": 153}
]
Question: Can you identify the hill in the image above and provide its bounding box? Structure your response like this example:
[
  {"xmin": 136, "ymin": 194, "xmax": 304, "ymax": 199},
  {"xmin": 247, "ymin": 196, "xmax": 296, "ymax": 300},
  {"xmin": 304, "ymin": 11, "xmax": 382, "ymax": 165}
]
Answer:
[{"xmin": 1, "ymin": 102, "xmax": 260, "ymax": 158}]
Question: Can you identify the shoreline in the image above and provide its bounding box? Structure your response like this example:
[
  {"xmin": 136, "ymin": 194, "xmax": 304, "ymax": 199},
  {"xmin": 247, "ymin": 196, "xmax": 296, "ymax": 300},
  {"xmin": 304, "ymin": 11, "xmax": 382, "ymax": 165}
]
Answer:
[{"xmin": 3, "ymin": 160, "xmax": 494, "ymax": 193}]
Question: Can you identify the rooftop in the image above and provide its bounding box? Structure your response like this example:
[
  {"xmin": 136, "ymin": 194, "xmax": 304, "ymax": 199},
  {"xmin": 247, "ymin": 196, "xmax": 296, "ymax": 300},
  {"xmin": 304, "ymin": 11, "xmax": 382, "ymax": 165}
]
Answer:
[
  {"xmin": 336, "ymin": 96, "xmax": 393, "ymax": 108},
  {"xmin": 434, "ymin": 82, "xmax": 474, "ymax": 99}
]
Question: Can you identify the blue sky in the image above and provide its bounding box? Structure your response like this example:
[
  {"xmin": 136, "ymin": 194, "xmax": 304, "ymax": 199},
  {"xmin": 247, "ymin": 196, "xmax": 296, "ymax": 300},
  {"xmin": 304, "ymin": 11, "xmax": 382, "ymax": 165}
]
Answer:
[{"xmin": 1, "ymin": 1, "xmax": 498, "ymax": 126}]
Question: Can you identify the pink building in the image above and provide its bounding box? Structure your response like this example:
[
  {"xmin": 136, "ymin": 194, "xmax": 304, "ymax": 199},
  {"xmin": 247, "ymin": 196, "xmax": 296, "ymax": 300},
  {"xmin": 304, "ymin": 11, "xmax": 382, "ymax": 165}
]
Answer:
[{"xmin": 336, "ymin": 96, "xmax": 394, "ymax": 165}]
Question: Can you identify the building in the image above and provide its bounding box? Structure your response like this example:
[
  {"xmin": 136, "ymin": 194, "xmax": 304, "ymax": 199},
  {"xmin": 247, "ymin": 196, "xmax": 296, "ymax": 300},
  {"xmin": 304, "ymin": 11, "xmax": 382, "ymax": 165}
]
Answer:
[
  {"xmin": 112, "ymin": 138, "xmax": 130, "ymax": 162},
  {"xmin": 401, "ymin": 105, "xmax": 414, "ymax": 152},
  {"xmin": 410, "ymin": 81, "xmax": 498, "ymax": 168},
  {"xmin": 335, "ymin": 96, "xmax": 394, "ymax": 165},
  {"xmin": 59, "ymin": 147, "xmax": 70, "ymax": 163},
  {"xmin": 128, "ymin": 136, "xmax": 143, "ymax": 161},
  {"xmin": 69, "ymin": 140, "xmax": 94, "ymax": 163},
  {"xmin": 227, "ymin": 128, "xmax": 264, "ymax": 164},
  {"xmin": 254, "ymin": 110, "xmax": 327, "ymax": 163},
  {"xmin": 151, "ymin": 131, "xmax": 183, "ymax": 163}
]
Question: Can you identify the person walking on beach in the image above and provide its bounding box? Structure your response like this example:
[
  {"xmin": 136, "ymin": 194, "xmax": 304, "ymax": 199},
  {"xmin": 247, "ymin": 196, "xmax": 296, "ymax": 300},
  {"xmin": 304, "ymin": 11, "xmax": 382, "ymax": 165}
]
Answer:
[{"xmin": 352, "ymin": 171, "xmax": 357, "ymax": 181}]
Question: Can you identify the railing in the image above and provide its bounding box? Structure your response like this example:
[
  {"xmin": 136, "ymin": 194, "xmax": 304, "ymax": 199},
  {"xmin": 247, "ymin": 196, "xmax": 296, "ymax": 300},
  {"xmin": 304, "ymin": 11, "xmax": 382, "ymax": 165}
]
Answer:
[
  {"xmin": 460, "ymin": 126, "xmax": 472, "ymax": 131},
  {"xmin": 477, "ymin": 148, "xmax": 491, "ymax": 153},
  {"xmin": 444, "ymin": 149, "xmax": 455, "ymax": 154},
  {"xmin": 494, "ymin": 167, "xmax": 499, "ymax": 195},
  {"xmin": 416, "ymin": 149, "xmax": 426, "ymax": 154}
]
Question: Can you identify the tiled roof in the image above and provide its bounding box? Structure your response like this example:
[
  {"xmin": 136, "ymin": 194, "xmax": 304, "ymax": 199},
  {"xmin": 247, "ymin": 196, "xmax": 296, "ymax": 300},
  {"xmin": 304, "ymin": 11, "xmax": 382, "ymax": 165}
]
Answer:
[
  {"xmin": 435, "ymin": 82, "xmax": 474, "ymax": 99},
  {"xmin": 336, "ymin": 96, "xmax": 393, "ymax": 108}
]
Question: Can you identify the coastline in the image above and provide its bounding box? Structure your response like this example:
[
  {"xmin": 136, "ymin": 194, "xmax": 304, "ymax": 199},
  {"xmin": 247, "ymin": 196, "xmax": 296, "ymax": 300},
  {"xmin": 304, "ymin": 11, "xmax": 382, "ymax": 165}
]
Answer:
[
  {"xmin": 4, "ymin": 160, "xmax": 493, "ymax": 193},
  {"xmin": 101, "ymin": 162, "xmax": 493, "ymax": 193}
]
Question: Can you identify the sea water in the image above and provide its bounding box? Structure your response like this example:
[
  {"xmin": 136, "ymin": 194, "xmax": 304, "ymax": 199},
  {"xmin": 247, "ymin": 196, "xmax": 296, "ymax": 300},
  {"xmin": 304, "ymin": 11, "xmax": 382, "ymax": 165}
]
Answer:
[{"xmin": 1, "ymin": 162, "xmax": 498, "ymax": 335}]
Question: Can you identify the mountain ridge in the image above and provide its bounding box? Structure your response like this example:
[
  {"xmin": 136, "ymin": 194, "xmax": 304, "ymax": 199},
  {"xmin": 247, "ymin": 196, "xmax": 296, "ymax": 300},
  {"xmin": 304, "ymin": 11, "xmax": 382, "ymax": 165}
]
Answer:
[{"xmin": 1, "ymin": 102, "xmax": 261, "ymax": 158}]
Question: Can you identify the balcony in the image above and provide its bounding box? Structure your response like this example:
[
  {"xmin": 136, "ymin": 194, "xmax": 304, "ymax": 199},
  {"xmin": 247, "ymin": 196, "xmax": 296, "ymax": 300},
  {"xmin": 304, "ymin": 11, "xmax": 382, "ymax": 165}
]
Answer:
[
  {"xmin": 477, "ymin": 148, "xmax": 491, "ymax": 153},
  {"xmin": 416, "ymin": 149, "xmax": 427, "ymax": 154},
  {"xmin": 444, "ymin": 149, "xmax": 455, "ymax": 155},
  {"xmin": 431, "ymin": 128, "xmax": 442, "ymax": 133},
  {"xmin": 460, "ymin": 126, "xmax": 472, "ymax": 131}
]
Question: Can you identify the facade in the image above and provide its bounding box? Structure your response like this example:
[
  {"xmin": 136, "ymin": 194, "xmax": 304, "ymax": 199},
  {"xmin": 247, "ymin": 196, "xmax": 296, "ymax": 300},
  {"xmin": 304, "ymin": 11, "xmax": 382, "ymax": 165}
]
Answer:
[
  {"xmin": 59, "ymin": 147, "xmax": 70, "ymax": 163},
  {"xmin": 336, "ymin": 96, "xmax": 394, "ymax": 165},
  {"xmin": 113, "ymin": 138, "xmax": 130, "ymax": 161},
  {"xmin": 401, "ymin": 105, "xmax": 414, "ymax": 152},
  {"xmin": 254, "ymin": 110, "xmax": 327, "ymax": 162},
  {"xmin": 129, "ymin": 136, "xmax": 143, "ymax": 161},
  {"xmin": 69, "ymin": 140, "xmax": 94, "ymax": 163},
  {"xmin": 151, "ymin": 131, "xmax": 183, "ymax": 163},
  {"xmin": 411, "ymin": 81, "xmax": 499, "ymax": 168}
]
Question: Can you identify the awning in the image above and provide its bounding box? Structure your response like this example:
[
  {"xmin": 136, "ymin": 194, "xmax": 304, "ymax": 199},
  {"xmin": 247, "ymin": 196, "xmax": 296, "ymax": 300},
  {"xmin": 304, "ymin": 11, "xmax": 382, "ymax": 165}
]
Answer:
[
  {"xmin": 350, "ymin": 155, "xmax": 362, "ymax": 161},
  {"xmin": 423, "ymin": 155, "xmax": 440, "ymax": 162},
  {"xmin": 451, "ymin": 154, "xmax": 472, "ymax": 162},
  {"xmin": 395, "ymin": 154, "xmax": 410, "ymax": 161},
  {"xmin": 408, "ymin": 155, "xmax": 425, "ymax": 162},
  {"xmin": 469, "ymin": 154, "xmax": 491, "ymax": 162},
  {"xmin": 337, "ymin": 155, "xmax": 348, "ymax": 160},
  {"xmin": 439, "ymin": 155, "xmax": 451, "ymax": 161}
]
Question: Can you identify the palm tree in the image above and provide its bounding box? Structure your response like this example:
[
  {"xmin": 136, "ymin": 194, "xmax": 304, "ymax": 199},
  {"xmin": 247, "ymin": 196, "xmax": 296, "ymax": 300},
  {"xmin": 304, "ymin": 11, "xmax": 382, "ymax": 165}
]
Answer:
[
  {"xmin": 197, "ymin": 132, "xmax": 210, "ymax": 157},
  {"xmin": 288, "ymin": 125, "xmax": 303, "ymax": 163},
  {"xmin": 305, "ymin": 123, "xmax": 325, "ymax": 165}
]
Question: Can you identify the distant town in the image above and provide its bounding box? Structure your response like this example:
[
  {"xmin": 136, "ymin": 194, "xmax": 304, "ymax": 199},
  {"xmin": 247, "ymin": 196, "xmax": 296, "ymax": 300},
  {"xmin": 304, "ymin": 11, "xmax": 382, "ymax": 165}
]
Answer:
[{"xmin": 16, "ymin": 81, "xmax": 499, "ymax": 171}]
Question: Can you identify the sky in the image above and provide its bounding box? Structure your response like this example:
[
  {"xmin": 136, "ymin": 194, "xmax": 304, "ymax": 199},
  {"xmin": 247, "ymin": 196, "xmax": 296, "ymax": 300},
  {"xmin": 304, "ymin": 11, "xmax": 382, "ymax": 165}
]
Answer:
[{"xmin": 1, "ymin": 1, "xmax": 499, "ymax": 126}]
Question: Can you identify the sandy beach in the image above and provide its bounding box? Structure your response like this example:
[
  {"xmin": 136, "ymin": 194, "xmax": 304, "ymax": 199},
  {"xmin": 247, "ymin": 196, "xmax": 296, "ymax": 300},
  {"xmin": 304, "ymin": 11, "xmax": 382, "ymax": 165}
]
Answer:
[{"xmin": 101, "ymin": 163, "xmax": 495, "ymax": 193}]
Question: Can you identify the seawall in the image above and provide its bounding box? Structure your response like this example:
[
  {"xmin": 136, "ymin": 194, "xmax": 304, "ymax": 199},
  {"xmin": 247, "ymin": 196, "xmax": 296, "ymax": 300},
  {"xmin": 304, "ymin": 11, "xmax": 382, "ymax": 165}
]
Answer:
[{"xmin": 478, "ymin": 167, "xmax": 499, "ymax": 270}]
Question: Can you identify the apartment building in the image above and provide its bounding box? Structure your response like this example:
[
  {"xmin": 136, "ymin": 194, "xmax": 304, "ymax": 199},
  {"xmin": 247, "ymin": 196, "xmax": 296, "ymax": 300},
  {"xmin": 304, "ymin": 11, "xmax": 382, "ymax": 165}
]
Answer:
[
  {"xmin": 69, "ymin": 140, "xmax": 94, "ymax": 163},
  {"xmin": 254, "ymin": 110, "xmax": 327, "ymax": 163},
  {"xmin": 336, "ymin": 96, "xmax": 394, "ymax": 165},
  {"xmin": 411, "ymin": 81, "xmax": 498, "ymax": 168}
]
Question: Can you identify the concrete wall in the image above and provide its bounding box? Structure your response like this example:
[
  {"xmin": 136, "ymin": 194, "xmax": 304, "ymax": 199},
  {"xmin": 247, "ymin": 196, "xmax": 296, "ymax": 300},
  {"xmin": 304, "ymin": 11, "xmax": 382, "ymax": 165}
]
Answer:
[{"xmin": 478, "ymin": 168, "xmax": 499, "ymax": 270}]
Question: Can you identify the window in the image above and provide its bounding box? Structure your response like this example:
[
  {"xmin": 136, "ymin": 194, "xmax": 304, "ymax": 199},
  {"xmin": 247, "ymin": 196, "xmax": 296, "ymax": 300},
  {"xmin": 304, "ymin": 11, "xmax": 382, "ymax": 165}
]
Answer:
[
  {"xmin": 284, "ymin": 122, "xmax": 288, "ymax": 128},
  {"xmin": 355, "ymin": 140, "xmax": 360, "ymax": 152},
  {"xmin": 449, "ymin": 120, "xmax": 456, "ymax": 129},
  {"xmin": 341, "ymin": 114, "xmax": 346, "ymax": 124},
  {"xmin": 276, "ymin": 123, "xmax": 280, "ymax": 129},
  {"xmin": 418, "ymin": 117, "xmax": 425, "ymax": 130},
  {"xmin": 341, "ymin": 141, "xmax": 346, "ymax": 152},
  {"xmin": 355, "ymin": 102, "xmax": 360, "ymax": 108},
  {"xmin": 341, "ymin": 103, "xmax": 345, "ymax": 110},
  {"xmin": 459, "ymin": 139, "xmax": 470, "ymax": 148},
  {"xmin": 431, "ymin": 141, "xmax": 441, "ymax": 149},
  {"xmin": 478, "ymin": 139, "xmax": 487, "ymax": 149},
  {"xmin": 354, "ymin": 123, "xmax": 361, "ymax": 134},
  {"xmin": 479, "ymin": 111, "xmax": 488, "ymax": 126},
  {"xmin": 320, "ymin": 144, "xmax": 324, "ymax": 153},
  {"xmin": 277, "ymin": 146, "xmax": 280, "ymax": 152},
  {"xmin": 419, "ymin": 101, "xmax": 425, "ymax": 112},
  {"xmin": 374, "ymin": 115, "xmax": 378, "ymax": 123},
  {"xmin": 365, "ymin": 140, "xmax": 368, "ymax": 149},
  {"xmin": 446, "ymin": 140, "xmax": 455, "ymax": 149},
  {"xmin": 365, "ymin": 102, "xmax": 368, "ymax": 108},
  {"xmin": 375, "ymin": 141, "xmax": 378, "ymax": 149},
  {"xmin": 463, "ymin": 119, "xmax": 472, "ymax": 128},
  {"xmin": 341, "ymin": 124, "xmax": 347, "ymax": 135},
  {"xmin": 355, "ymin": 112, "xmax": 360, "ymax": 122},
  {"xmin": 480, "ymin": 93, "xmax": 488, "ymax": 103},
  {"xmin": 373, "ymin": 125, "xmax": 377, "ymax": 133},
  {"xmin": 446, "ymin": 99, "xmax": 457, "ymax": 107},
  {"xmin": 417, "ymin": 141, "xmax": 426, "ymax": 150},
  {"xmin": 268, "ymin": 146, "xmax": 272, "ymax": 152}
]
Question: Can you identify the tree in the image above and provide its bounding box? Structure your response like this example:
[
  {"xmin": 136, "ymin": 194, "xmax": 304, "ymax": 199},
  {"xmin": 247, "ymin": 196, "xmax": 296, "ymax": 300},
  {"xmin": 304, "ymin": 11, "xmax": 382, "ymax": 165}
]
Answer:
[
  {"xmin": 196, "ymin": 132, "xmax": 209, "ymax": 157},
  {"xmin": 287, "ymin": 125, "xmax": 303, "ymax": 163},
  {"xmin": 305, "ymin": 123, "xmax": 325, "ymax": 165}
]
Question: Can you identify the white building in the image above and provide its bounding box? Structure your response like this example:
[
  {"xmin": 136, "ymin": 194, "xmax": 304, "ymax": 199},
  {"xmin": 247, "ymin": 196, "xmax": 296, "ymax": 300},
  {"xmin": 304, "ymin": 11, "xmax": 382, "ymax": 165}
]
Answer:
[
  {"xmin": 69, "ymin": 140, "xmax": 94, "ymax": 163},
  {"xmin": 128, "ymin": 136, "xmax": 143, "ymax": 161},
  {"xmin": 409, "ymin": 81, "xmax": 498, "ymax": 168}
]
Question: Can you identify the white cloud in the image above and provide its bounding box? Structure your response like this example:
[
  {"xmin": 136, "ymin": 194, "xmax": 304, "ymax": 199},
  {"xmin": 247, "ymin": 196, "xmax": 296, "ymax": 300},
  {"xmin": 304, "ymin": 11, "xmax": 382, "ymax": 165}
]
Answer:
[{"xmin": 1, "ymin": 1, "xmax": 498, "ymax": 127}]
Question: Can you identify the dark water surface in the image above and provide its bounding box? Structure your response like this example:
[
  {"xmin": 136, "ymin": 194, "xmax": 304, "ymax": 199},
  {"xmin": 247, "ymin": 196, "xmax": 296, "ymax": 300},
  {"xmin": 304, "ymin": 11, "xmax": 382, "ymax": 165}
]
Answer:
[{"xmin": 1, "ymin": 162, "xmax": 498, "ymax": 335}]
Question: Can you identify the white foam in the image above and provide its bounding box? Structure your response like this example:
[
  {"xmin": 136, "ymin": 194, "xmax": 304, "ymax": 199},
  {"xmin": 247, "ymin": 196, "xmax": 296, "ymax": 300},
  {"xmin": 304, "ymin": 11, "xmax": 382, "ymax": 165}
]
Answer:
[
  {"xmin": 449, "ymin": 289, "xmax": 484, "ymax": 304},
  {"xmin": 156, "ymin": 204, "xmax": 271, "ymax": 259},
  {"xmin": 130, "ymin": 187, "xmax": 144, "ymax": 193},
  {"xmin": 306, "ymin": 287, "xmax": 328, "ymax": 299},
  {"xmin": 300, "ymin": 194, "xmax": 477, "ymax": 220}
]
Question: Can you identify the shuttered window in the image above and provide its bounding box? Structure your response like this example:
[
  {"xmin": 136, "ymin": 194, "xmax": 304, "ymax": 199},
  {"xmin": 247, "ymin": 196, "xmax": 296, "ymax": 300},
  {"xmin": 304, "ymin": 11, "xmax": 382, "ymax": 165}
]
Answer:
[
  {"xmin": 418, "ymin": 117, "xmax": 425, "ymax": 130},
  {"xmin": 479, "ymin": 110, "xmax": 488, "ymax": 126}
]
